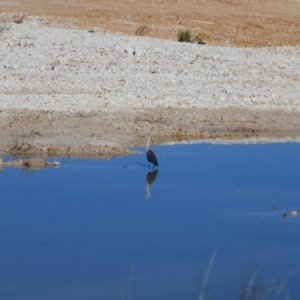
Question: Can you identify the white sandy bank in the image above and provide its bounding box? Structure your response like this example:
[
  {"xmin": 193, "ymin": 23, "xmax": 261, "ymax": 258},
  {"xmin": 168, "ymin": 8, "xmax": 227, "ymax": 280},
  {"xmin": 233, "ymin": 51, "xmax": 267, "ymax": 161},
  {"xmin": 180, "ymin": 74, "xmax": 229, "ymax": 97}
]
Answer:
[{"xmin": 1, "ymin": 15, "xmax": 300, "ymax": 114}]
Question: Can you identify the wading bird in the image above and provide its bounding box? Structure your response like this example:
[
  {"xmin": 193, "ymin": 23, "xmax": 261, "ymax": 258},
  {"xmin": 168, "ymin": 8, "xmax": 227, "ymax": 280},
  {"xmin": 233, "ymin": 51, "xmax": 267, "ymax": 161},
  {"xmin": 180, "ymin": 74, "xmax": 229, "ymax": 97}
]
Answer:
[{"xmin": 146, "ymin": 135, "xmax": 158, "ymax": 168}]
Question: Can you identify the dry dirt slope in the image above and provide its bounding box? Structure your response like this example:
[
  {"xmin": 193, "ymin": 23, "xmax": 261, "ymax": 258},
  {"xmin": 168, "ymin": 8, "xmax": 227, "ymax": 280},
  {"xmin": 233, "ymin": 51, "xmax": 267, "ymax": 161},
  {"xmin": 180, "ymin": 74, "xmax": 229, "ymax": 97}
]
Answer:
[
  {"xmin": 1, "ymin": 0, "xmax": 300, "ymax": 47},
  {"xmin": 0, "ymin": 0, "xmax": 300, "ymax": 158}
]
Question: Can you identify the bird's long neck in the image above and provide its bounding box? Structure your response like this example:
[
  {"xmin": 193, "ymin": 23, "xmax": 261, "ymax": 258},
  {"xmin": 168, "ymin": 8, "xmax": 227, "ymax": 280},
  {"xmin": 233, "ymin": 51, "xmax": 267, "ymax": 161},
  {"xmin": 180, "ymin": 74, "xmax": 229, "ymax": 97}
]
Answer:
[{"xmin": 146, "ymin": 136, "xmax": 150, "ymax": 151}]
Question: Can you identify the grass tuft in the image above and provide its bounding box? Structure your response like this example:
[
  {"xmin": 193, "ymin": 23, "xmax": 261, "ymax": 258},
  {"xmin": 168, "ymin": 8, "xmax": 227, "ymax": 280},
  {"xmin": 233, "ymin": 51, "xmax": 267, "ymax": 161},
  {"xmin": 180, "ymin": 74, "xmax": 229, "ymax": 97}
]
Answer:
[
  {"xmin": 9, "ymin": 128, "xmax": 36, "ymax": 152},
  {"xmin": 178, "ymin": 29, "xmax": 206, "ymax": 45},
  {"xmin": 135, "ymin": 25, "xmax": 149, "ymax": 36},
  {"xmin": 178, "ymin": 29, "xmax": 192, "ymax": 42}
]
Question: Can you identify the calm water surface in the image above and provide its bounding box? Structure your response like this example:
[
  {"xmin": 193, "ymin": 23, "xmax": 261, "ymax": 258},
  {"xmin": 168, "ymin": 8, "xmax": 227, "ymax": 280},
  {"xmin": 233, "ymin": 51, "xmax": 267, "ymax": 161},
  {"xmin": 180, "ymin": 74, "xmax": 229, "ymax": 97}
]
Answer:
[{"xmin": 1, "ymin": 143, "xmax": 300, "ymax": 300}]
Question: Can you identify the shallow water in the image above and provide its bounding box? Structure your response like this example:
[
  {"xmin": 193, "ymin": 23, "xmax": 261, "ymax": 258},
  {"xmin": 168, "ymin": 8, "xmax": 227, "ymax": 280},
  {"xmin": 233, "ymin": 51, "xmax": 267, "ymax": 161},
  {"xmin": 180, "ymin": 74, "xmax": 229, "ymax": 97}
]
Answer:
[{"xmin": 1, "ymin": 143, "xmax": 300, "ymax": 300}]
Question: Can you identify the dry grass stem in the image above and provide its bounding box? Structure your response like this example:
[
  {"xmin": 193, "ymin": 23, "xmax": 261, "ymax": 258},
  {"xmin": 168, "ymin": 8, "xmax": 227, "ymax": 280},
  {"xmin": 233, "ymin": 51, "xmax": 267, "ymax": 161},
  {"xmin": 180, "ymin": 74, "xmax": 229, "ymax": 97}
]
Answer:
[{"xmin": 198, "ymin": 247, "xmax": 218, "ymax": 300}]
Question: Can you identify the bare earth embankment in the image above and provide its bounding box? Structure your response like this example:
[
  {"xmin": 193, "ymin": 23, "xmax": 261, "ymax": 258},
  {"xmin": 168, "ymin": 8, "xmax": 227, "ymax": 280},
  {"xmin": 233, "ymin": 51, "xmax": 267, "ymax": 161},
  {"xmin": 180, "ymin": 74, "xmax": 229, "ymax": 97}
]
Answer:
[{"xmin": 0, "ymin": 0, "xmax": 300, "ymax": 158}]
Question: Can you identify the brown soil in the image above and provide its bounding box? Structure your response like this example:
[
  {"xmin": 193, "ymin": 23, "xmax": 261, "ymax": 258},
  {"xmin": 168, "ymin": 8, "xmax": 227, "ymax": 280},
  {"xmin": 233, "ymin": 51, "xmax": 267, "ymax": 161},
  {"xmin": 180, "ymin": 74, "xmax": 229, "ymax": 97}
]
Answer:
[
  {"xmin": 1, "ymin": 107, "xmax": 300, "ymax": 158},
  {"xmin": 1, "ymin": 0, "xmax": 300, "ymax": 47}
]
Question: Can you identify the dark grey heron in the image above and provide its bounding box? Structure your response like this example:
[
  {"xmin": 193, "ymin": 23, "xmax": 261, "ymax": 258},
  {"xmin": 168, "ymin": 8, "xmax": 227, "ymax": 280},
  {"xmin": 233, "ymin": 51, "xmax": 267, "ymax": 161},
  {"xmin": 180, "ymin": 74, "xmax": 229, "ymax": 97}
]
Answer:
[{"xmin": 146, "ymin": 135, "xmax": 158, "ymax": 168}]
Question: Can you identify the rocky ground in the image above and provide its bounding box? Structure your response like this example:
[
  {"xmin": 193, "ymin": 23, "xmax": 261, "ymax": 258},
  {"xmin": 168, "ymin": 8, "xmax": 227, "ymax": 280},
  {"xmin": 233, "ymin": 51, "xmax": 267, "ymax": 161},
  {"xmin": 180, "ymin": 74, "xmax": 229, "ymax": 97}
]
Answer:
[{"xmin": 0, "ymin": 1, "xmax": 300, "ymax": 158}]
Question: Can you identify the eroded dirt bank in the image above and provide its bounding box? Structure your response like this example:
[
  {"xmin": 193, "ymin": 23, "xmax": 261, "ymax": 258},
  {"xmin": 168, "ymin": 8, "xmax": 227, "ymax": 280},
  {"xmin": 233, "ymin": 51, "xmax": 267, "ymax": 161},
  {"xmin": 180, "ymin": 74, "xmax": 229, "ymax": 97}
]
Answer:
[{"xmin": 1, "ymin": 107, "xmax": 300, "ymax": 158}]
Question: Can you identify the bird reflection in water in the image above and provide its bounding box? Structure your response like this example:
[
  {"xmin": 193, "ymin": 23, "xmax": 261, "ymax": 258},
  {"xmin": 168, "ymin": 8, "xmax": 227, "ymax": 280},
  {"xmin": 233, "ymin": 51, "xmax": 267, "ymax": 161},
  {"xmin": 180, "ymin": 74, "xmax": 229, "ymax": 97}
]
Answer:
[{"xmin": 145, "ymin": 169, "xmax": 159, "ymax": 199}]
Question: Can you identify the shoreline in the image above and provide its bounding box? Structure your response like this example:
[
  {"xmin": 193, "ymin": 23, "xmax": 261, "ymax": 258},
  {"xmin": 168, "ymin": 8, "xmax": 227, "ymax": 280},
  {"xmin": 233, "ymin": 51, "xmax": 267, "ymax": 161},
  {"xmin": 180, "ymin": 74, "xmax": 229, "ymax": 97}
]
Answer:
[{"xmin": 1, "ymin": 106, "xmax": 300, "ymax": 158}]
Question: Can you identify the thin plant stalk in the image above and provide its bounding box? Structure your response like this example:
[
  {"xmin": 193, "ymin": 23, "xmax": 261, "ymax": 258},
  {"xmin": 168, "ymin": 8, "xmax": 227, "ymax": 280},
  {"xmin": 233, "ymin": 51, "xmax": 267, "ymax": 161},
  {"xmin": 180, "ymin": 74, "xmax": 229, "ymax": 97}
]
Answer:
[
  {"xmin": 244, "ymin": 272, "xmax": 257, "ymax": 300},
  {"xmin": 198, "ymin": 247, "xmax": 218, "ymax": 300}
]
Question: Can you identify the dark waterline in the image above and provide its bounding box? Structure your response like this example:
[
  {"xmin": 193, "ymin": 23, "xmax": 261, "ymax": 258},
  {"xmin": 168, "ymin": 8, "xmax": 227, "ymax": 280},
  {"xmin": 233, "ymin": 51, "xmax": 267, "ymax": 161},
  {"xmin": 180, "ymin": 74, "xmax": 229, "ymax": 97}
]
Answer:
[{"xmin": 0, "ymin": 143, "xmax": 300, "ymax": 300}]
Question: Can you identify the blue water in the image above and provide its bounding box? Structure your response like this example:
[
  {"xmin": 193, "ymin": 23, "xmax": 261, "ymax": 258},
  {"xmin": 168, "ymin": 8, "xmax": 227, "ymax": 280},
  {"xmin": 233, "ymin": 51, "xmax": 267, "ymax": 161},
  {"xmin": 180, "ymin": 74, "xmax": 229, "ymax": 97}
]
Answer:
[{"xmin": 1, "ymin": 143, "xmax": 300, "ymax": 300}]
